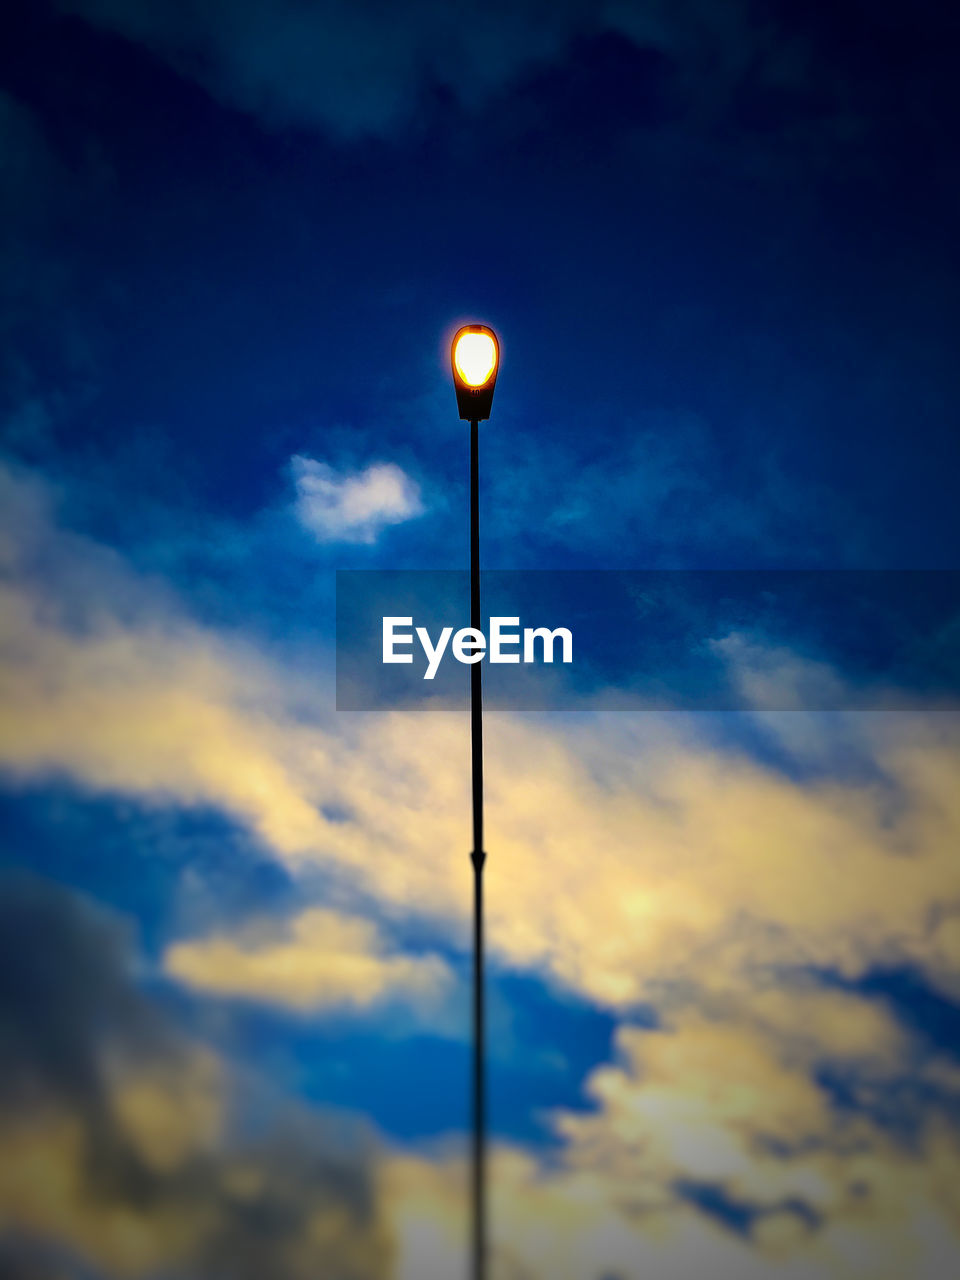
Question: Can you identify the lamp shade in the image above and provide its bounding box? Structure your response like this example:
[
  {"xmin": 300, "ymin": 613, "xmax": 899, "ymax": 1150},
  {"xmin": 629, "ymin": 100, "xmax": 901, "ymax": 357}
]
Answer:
[{"xmin": 451, "ymin": 324, "xmax": 500, "ymax": 421}]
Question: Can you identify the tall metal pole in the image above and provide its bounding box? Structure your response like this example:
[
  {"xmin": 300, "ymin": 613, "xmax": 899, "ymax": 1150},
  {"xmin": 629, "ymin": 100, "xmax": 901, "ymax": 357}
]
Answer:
[{"xmin": 469, "ymin": 417, "xmax": 487, "ymax": 1280}]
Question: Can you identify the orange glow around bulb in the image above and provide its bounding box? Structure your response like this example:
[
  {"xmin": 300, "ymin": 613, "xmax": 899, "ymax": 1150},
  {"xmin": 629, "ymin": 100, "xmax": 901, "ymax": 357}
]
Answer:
[{"xmin": 454, "ymin": 332, "xmax": 497, "ymax": 387}]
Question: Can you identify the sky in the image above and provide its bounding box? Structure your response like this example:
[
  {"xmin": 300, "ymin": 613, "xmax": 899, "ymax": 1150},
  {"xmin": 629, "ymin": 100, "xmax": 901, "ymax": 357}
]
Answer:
[{"xmin": 1, "ymin": 1, "xmax": 959, "ymax": 1277}]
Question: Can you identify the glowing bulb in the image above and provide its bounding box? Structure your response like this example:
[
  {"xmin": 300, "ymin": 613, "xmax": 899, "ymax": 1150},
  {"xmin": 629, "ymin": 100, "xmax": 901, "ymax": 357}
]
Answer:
[{"xmin": 454, "ymin": 332, "xmax": 497, "ymax": 387}]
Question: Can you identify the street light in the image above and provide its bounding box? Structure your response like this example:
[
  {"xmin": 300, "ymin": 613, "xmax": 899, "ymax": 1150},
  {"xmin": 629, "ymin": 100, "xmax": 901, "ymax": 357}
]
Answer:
[
  {"xmin": 453, "ymin": 324, "xmax": 500, "ymax": 421},
  {"xmin": 451, "ymin": 322, "xmax": 499, "ymax": 1280}
]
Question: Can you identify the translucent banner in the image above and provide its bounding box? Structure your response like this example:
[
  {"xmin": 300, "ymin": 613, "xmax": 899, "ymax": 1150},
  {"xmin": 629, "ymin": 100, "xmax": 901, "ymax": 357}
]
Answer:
[{"xmin": 335, "ymin": 570, "xmax": 960, "ymax": 711}]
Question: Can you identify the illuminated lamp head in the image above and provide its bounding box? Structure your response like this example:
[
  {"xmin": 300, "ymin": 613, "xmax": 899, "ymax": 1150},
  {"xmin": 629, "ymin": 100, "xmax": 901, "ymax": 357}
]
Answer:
[{"xmin": 451, "ymin": 324, "xmax": 500, "ymax": 421}]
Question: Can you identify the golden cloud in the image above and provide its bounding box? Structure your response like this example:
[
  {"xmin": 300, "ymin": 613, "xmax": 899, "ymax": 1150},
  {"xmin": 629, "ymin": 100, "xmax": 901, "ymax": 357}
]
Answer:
[
  {"xmin": 3, "ymin": 464, "xmax": 960, "ymax": 1277},
  {"xmin": 1, "ymin": 464, "xmax": 959, "ymax": 1019},
  {"xmin": 164, "ymin": 908, "xmax": 452, "ymax": 1011}
]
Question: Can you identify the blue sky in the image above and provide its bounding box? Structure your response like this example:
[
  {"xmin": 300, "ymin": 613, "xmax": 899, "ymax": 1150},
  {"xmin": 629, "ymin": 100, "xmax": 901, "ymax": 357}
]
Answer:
[{"xmin": 1, "ymin": 2, "xmax": 960, "ymax": 1278}]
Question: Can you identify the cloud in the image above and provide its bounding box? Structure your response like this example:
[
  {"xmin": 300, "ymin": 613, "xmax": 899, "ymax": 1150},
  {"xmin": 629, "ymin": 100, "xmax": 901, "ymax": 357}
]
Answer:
[
  {"xmin": 58, "ymin": 0, "xmax": 599, "ymax": 138},
  {"xmin": 52, "ymin": 0, "xmax": 893, "ymax": 181},
  {"xmin": 484, "ymin": 411, "xmax": 872, "ymax": 569},
  {"xmin": 0, "ymin": 92, "xmax": 62, "ymax": 228},
  {"xmin": 165, "ymin": 906, "xmax": 452, "ymax": 1011},
  {"xmin": 3, "ymin": 470, "xmax": 960, "ymax": 1275},
  {"xmin": 2, "ymin": 461, "xmax": 959, "ymax": 1021},
  {"xmin": 291, "ymin": 456, "xmax": 424, "ymax": 544},
  {"xmin": 5, "ymin": 880, "xmax": 960, "ymax": 1279},
  {"xmin": 58, "ymin": 0, "xmax": 832, "ymax": 155},
  {"xmin": 545, "ymin": 1003, "xmax": 960, "ymax": 1278},
  {"xmin": 0, "ymin": 875, "xmax": 391, "ymax": 1280},
  {"xmin": 383, "ymin": 987, "xmax": 960, "ymax": 1279}
]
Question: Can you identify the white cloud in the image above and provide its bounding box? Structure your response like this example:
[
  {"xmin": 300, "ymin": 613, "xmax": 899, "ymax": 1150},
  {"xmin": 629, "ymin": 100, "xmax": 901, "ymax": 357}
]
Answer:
[
  {"xmin": 4, "ymin": 463, "xmax": 960, "ymax": 1277},
  {"xmin": 291, "ymin": 456, "xmax": 423, "ymax": 544},
  {"xmin": 5, "ymin": 874, "xmax": 960, "ymax": 1280},
  {"xmin": 384, "ymin": 994, "xmax": 960, "ymax": 1280},
  {"xmin": 165, "ymin": 907, "xmax": 452, "ymax": 1012},
  {"xmin": 2, "ymin": 462, "xmax": 959, "ymax": 1019}
]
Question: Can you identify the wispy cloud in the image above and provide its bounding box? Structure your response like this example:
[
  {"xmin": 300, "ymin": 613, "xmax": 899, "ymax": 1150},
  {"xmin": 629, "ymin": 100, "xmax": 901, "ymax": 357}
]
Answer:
[
  {"xmin": 4, "ymin": 876, "xmax": 960, "ymax": 1279},
  {"xmin": 292, "ymin": 456, "xmax": 423, "ymax": 545},
  {"xmin": 57, "ymin": 0, "xmax": 844, "ymax": 162},
  {"xmin": 165, "ymin": 906, "xmax": 451, "ymax": 1012},
  {"xmin": 59, "ymin": 0, "xmax": 597, "ymax": 138},
  {"xmin": 388, "ymin": 987, "xmax": 960, "ymax": 1278},
  {"xmin": 2, "ymin": 462, "xmax": 959, "ymax": 1016},
  {"xmin": 4, "ymin": 466, "xmax": 960, "ymax": 1275}
]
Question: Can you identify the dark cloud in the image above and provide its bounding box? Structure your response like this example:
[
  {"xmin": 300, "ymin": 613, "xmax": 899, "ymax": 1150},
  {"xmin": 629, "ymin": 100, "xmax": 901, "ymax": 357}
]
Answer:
[
  {"xmin": 0, "ymin": 874, "xmax": 154, "ymax": 1109},
  {"xmin": 55, "ymin": 0, "xmax": 839, "ymax": 153},
  {"xmin": 57, "ymin": 0, "xmax": 598, "ymax": 139},
  {"xmin": 49, "ymin": 0, "xmax": 958, "ymax": 201},
  {"xmin": 0, "ymin": 875, "xmax": 392, "ymax": 1279},
  {"xmin": 0, "ymin": 89, "xmax": 107, "ymax": 458},
  {"xmin": 0, "ymin": 1234, "xmax": 97, "ymax": 1280}
]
